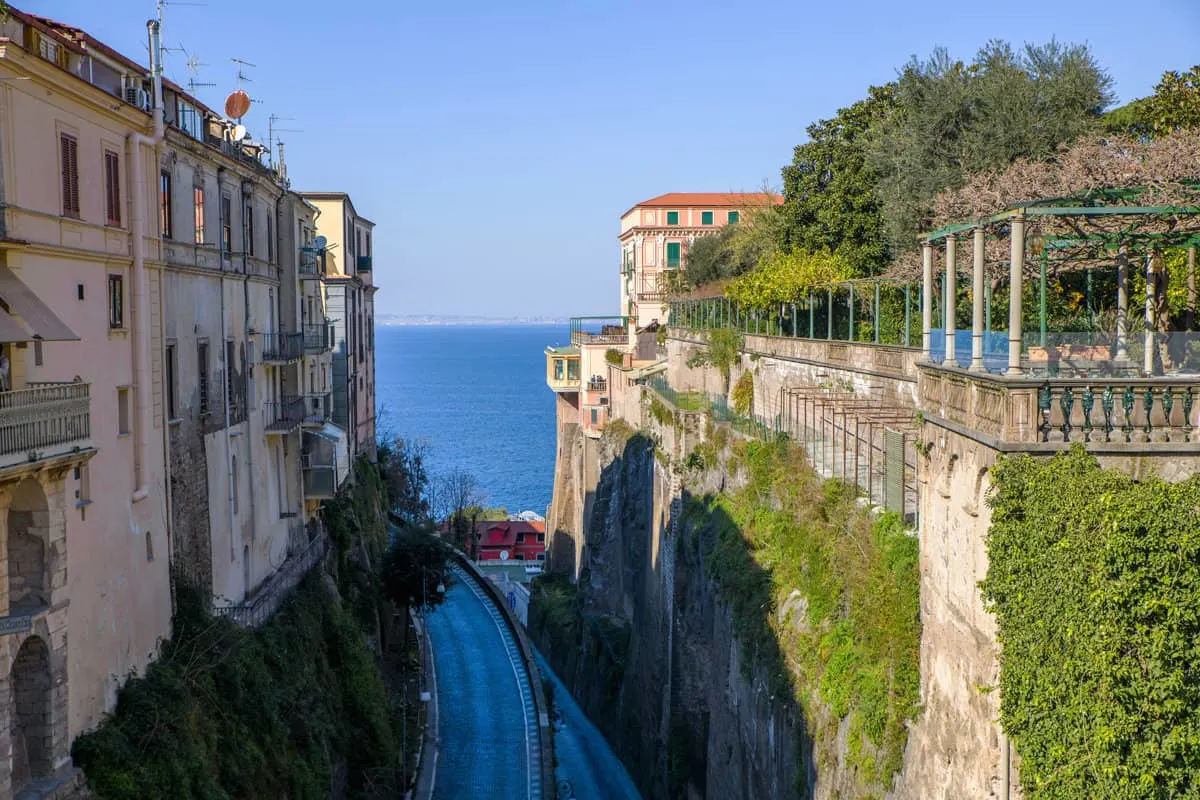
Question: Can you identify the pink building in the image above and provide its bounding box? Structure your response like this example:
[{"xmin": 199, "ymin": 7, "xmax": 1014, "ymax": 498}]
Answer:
[
  {"xmin": 619, "ymin": 192, "xmax": 781, "ymax": 328},
  {"xmin": 547, "ymin": 192, "xmax": 780, "ymax": 439}
]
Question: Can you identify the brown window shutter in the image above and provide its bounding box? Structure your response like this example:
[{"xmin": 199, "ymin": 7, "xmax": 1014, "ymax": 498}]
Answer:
[
  {"xmin": 104, "ymin": 151, "xmax": 121, "ymax": 225},
  {"xmin": 60, "ymin": 134, "xmax": 79, "ymax": 216}
]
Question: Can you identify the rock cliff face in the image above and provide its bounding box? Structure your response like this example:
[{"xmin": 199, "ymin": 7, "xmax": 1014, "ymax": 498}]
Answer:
[{"xmin": 535, "ymin": 407, "xmax": 807, "ymax": 799}]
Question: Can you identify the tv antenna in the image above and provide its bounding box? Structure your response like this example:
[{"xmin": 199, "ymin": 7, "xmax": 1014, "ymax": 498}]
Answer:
[
  {"xmin": 231, "ymin": 57, "xmax": 255, "ymax": 88},
  {"xmin": 268, "ymin": 114, "xmax": 303, "ymax": 166},
  {"xmin": 179, "ymin": 46, "xmax": 215, "ymax": 92}
]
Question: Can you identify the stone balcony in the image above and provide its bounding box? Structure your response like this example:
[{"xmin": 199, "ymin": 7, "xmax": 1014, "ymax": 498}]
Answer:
[
  {"xmin": 0, "ymin": 381, "xmax": 93, "ymax": 473},
  {"xmin": 918, "ymin": 362, "xmax": 1200, "ymax": 452}
]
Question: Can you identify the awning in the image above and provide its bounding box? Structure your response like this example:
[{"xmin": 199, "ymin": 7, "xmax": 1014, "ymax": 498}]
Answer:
[
  {"xmin": 0, "ymin": 306, "xmax": 32, "ymax": 342},
  {"xmin": 0, "ymin": 266, "xmax": 78, "ymax": 341}
]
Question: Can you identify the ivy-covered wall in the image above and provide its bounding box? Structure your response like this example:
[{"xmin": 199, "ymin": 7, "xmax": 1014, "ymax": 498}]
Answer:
[
  {"xmin": 983, "ymin": 446, "xmax": 1200, "ymax": 800},
  {"xmin": 73, "ymin": 458, "xmax": 402, "ymax": 799}
]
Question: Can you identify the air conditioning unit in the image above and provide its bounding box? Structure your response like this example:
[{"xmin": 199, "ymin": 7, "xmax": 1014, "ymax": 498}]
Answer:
[{"xmin": 123, "ymin": 83, "xmax": 150, "ymax": 111}]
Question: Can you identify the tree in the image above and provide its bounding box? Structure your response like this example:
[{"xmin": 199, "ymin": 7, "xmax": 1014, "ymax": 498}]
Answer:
[
  {"xmin": 436, "ymin": 470, "xmax": 486, "ymax": 557},
  {"xmin": 680, "ymin": 197, "xmax": 784, "ymax": 289},
  {"xmin": 779, "ymin": 84, "xmax": 897, "ymax": 276},
  {"xmin": 381, "ymin": 529, "xmax": 452, "ymax": 611},
  {"xmin": 1105, "ymin": 65, "xmax": 1200, "ymax": 136},
  {"xmin": 376, "ymin": 437, "xmax": 430, "ymax": 525},
  {"xmin": 725, "ymin": 249, "xmax": 852, "ymax": 310},
  {"xmin": 868, "ymin": 39, "xmax": 1113, "ymax": 252}
]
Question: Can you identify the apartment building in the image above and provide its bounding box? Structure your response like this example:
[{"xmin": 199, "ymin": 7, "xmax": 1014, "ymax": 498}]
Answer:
[
  {"xmin": 618, "ymin": 192, "xmax": 780, "ymax": 328},
  {"xmin": 547, "ymin": 193, "xmax": 778, "ymax": 440},
  {"xmin": 0, "ymin": 7, "xmax": 380, "ymax": 795},
  {"xmin": 299, "ymin": 193, "xmax": 377, "ymax": 461}
]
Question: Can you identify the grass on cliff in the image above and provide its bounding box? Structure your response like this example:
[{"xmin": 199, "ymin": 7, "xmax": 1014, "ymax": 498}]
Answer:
[
  {"xmin": 685, "ymin": 439, "xmax": 920, "ymax": 789},
  {"xmin": 72, "ymin": 575, "xmax": 398, "ymax": 800}
]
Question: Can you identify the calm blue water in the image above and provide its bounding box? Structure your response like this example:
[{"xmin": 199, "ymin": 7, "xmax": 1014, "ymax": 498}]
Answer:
[{"xmin": 374, "ymin": 324, "xmax": 566, "ymax": 515}]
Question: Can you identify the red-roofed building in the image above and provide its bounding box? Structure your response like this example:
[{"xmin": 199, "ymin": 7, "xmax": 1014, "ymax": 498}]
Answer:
[
  {"xmin": 474, "ymin": 521, "xmax": 546, "ymax": 563},
  {"xmin": 619, "ymin": 192, "xmax": 782, "ymax": 330}
]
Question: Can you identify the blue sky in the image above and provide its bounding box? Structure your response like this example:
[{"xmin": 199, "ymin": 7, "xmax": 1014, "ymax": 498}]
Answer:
[{"xmin": 22, "ymin": 0, "xmax": 1200, "ymax": 317}]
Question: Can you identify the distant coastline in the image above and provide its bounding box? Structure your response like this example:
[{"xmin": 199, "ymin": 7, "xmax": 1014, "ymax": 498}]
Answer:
[{"xmin": 376, "ymin": 314, "xmax": 569, "ymax": 326}]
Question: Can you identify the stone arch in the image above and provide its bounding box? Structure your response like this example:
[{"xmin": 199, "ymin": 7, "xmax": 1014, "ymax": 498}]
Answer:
[
  {"xmin": 9, "ymin": 635, "xmax": 52, "ymax": 789},
  {"xmin": 8, "ymin": 478, "xmax": 49, "ymax": 613}
]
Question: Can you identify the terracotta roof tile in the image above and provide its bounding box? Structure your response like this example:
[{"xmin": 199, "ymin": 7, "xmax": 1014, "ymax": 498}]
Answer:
[{"xmin": 631, "ymin": 192, "xmax": 781, "ymax": 211}]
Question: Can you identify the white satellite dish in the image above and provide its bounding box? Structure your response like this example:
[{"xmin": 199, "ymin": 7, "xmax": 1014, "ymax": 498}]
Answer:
[
  {"xmin": 499, "ymin": 550, "xmax": 510, "ymax": 561},
  {"xmin": 313, "ymin": 235, "xmax": 327, "ymax": 250},
  {"xmin": 231, "ymin": 124, "xmax": 247, "ymax": 142}
]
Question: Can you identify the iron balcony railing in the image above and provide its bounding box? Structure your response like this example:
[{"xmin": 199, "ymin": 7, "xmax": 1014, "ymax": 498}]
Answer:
[
  {"xmin": 587, "ymin": 377, "xmax": 608, "ymax": 393},
  {"xmin": 569, "ymin": 316, "xmax": 630, "ymax": 347},
  {"xmin": 0, "ymin": 381, "xmax": 92, "ymax": 468},
  {"xmin": 260, "ymin": 332, "xmax": 304, "ymax": 363},
  {"xmin": 356, "ymin": 255, "xmax": 372, "ymax": 272},
  {"xmin": 299, "ymin": 247, "xmax": 324, "ymax": 277},
  {"xmin": 302, "ymin": 393, "xmax": 332, "ymax": 426},
  {"xmin": 212, "ymin": 532, "xmax": 329, "ymax": 629},
  {"xmin": 303, "ymin": 323, "xmax": 333, "ymax": 354},
  {"xmin": 264, "ymin": 396, "xmax": 305, "ymax": 433}
]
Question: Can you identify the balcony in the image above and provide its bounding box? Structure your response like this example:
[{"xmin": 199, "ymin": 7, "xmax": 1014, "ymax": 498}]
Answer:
[
  {"xmin": 0, "ymin": 382, "xmax": 92, "ymax": 472},
  {"xmin": 264, "ymin": 396, "xmax": 305, "ymax": 434},
  {"xmin": 545, "ymin": 347, "xmax": 581, "ymax": 393},
  {"xmin": 569, "ymin": 316, "xmax": 630, "ymax": 347},
  {"xmin": 301, "ymin": 454, "xmax": 337, "ymax": 499},
  {"xmin": 586, "ymin": 376, "xmax": 607, "ymax": 393},
  {"xmin": 260, "ymin": 332, "xmax": 304, "ymax": 363},
  {"xmin": 356, "ymin": 255, "xmax": 372, "ymax": 272},
  {"xmin": 302, "ymin": 393, "xmax": 332, "ymax": 427},
  {"xmin": 299, "ymin": 248, "xmax": 325, "ymax": 278},
  {"xmin": 303, "ymin": 323, "xmax": 333, "ymax": 354}
]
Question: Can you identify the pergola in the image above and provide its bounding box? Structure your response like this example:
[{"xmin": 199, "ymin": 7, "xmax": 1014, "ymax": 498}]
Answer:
[{"xmin": 919, "ymin": 195, "xmax": 1200, "ymax": 376}]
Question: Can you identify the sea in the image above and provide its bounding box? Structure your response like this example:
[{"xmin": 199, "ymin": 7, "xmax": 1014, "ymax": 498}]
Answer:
[{"xmin": 373, "ymin": 324, "xmax": 569, "ymax": 516}]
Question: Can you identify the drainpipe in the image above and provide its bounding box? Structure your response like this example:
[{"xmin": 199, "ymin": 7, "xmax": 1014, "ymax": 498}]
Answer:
[
  {"xmin": 240, "ymin": 185, "xmax": 258, "ymax": 548},
  {"xmin": 218, "ymin": 167, "xmax": 235, "ymax": 564},
  {"xmin": 129, "ymin": 19, "xmax": 165, "ymax": 503}
]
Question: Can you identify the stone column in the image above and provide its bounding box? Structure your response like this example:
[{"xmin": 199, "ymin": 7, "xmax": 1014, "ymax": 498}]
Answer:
[
  {"xmin": 1144, "ymin": 252, "xmax": 1155, "ymax": 376},
  {"xmin": 971, "ymin": 226, "xmax": 986, "ymax": 372},
  {"xmin": 1116, "ymin": 249, "xmax": 1129, "ymax": 362},
  {"xmin": 922, "ymin": 242, "xmax": 933, "ymax": 359},
  {"xmin": 945, "ymin": 236, "xmax": 957, "ymax": 365},
  {"xmin": 1008, "ymin": 215, "xmax": 1025, "ymax": 374}
]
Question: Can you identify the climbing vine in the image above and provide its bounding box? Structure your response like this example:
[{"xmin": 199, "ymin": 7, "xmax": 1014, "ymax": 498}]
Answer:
[
  {"xmin": 982, "ymin": 446, "xmax": 1200, "ymax": 799},
  {"xmin": 731, "ymin": 370, "xmax": 754, "ymax": 416}
]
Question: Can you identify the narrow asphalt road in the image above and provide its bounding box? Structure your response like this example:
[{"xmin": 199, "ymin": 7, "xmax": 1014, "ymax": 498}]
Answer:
[{"xmin": 425, "ymin": 566, "xmax": 539, "ymax": 800}]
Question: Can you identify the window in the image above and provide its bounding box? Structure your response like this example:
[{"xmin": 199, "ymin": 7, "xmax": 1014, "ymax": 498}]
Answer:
[
  {"xmin": 666, "ymin": 211, "xmax": 679, "ymax": 226},
  {"xmin": 245, "ymin": 200, "xmax": 255, "ymax": 257},
  {"xmin": 566, "ymin": 359, "xmax": 579, "ymax": 381},
  {"xmin": 537, "ymin": 553, "xmax": 546, "ymax": 561},
  {"xmin": 554, "ymin": 359, "xmax": 564, "ymax": 381},
  {"xmin": 701, "ymin": 211, "xmax": 714, "ymax": 225},
  {"xmin": 39, "ymin": 36, "xmax": 59, "ymax": 64},
  {"xmin": 727, "ymin": 210, "xmax": 740, "ymax": 224},
  {"xmin": 74, "ymin": 464, "xmax": 91, "ymax": 509},
  {"xmin": 666, "ymin": 242, "xmax": 681, "ymax": 268},
  {"xmin": 108, "ymin": 275, "xmax": 124, "ymax": 328},
  {"xmin": 33, "ymin": 340, "xmax": 42, "ymax": 367},
  {"xmin": 221, "ymin": 195, "xmax": 232, "ymax": 255},
  {"xmin": 159, "ymin": 170, "xmax": 173, "ymax": 238},
  {"xmin": 60, "ymin": 134, "xmax": 79, "ymax": 217},
  {"xmin": 117, "ymin": 387, "xmax": 131, "ymax": 435},
  {"xmin": 165, "ymin": 343, "xmax": 177, "ymax": 419},
  {"xmin": 104, "ymin": 151, "xmax": 121, "ymax": 226},
  {"xmin": 590, "ymin": 408, "xmax": 599, "ymax": 425},
  {"xmin": 198, "ymin": 341, "xmax": 210, "ymax": 415},
  {"xmin": 266, "ymin": 211, "xmax": 274, "ymax": 263},
  {"xmin": 537, "ymin": 533, "xmax": 545, "ymax": 542},
  {"xmin": 193, "ymin": 186, "xmax": 205, "ymax": 244},
  {"xmin": 226, "ymin": 340, "xmax": 238, "ymax": 416},
  {"xmin": 145, "ymin": 531, "xmax": 154, "ymax": 562},
  {"xmin": 366, "ymin": 231, "xmax": 372, "ymax": 256}
]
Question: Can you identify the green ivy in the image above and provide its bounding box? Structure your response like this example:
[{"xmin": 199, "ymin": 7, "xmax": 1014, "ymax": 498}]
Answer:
[
  {"xmin": 982, "ymin": 446, "xmax": 1200, "ymax": 799},
  {"xmin": 732, "ymin": 370, "xmax": 754, "ymax": 416}
]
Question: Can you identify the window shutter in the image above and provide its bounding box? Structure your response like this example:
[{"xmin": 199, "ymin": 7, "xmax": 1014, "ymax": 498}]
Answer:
[
  {"xmin": 104, "ymin": 151, "xmax": 121, "ymax": 225},
  {"xmin": 60, "ymin": 135, "xmax": 80, "ymax": 217}
]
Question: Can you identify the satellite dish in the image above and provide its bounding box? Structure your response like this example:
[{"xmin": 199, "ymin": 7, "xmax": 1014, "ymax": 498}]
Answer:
[
  {"xmin": 313, "ymin": 235, "xmax": 327, "ymax": 250},
  {"xmin": 231, "ymin": 124, "xmax": 247, "ymax": 142},
  {"xmin": 224, "ymin": 89, "xmax": 251, "ymax": 120},
  {"xmin": 499, "ymin": 550, "xmax": 510, "ymax": 561}
]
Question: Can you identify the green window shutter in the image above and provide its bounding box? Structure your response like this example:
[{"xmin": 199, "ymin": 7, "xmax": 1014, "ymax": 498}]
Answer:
[
  {"xmin": 727, "ymin": 210, "xmax": 740, "ymax": 224},
  {"xmin": 701, "ymin": 211, "xmax": 713, "ymax": 225},
  {"xmin": 666, "ymin": 211, "xmax": 679, "ymax": 225},
  {"xmin": 666, "ymin": 242, "xmax": 681, "ymax": 268}
]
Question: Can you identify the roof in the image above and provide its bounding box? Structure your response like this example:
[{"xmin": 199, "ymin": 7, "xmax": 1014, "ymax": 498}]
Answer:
[
  {"xmin": 298, "ymin": 192, "xmax": 374, "ymax": 226},
  {"xmin": 623, "ymin": 192, "xmax": 782, "ymax": 217},
  {"xmin": 476, "ymin": 521, "xmax": 544, "ymax": 549}
]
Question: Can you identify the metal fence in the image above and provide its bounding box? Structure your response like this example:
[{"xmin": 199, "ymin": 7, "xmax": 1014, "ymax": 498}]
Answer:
[
  {"xmin": 213, "ymin": 531, "xmax": 329, "ymax": 629},
  {"xmin": 644, "ymin": 375, "xmax": 917, "ymax": 522}
]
